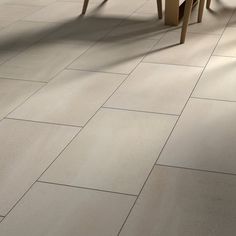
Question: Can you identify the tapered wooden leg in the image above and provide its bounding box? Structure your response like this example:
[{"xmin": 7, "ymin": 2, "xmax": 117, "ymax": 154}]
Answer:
[
  {"xmin": 82, "ymin": 0, "xmax": 89, "ymax": 15},
  {"xmin": 198, "ymin": 0, "xmax": 205, "ymax": 22},
  {"xmin": 180, "ymin": 0, "xmax": 194, "ymax": 44},
  {"xmin": 157, "ymin": 0, "xmax": 163, "ymax": 19},
  {"xmin": 206, "ymin": 0, "xmax": 211, "ymax": 9}
]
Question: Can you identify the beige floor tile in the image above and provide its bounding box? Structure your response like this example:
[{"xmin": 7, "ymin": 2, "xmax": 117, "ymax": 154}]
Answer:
[
  {"xmin": 24, "ymin": 1, "xmax": 93, "ymax": 23},
  {"xmin": 0, "ymin": 217, "xmax": 3, "ymax": 222},
  {"xmin": 0, "ymin": 78, "xmax": 43, "ymax": 120},
  {"xmin": 135, "ymin": 0, "xmax": 165, "ymax": 14},
  {"xmin": 9, "ymin": 70, "xmax": 125, "ymax": 126},
  {"xmin": 120, "ymin": 165, "xmax": 236, "ymax": 236},
  {"xmin": 0, "ymin": 4, "xmax": 40, "ymax": 27},
  {"xmin": 0, "ymin": 182, "xmax": 135, "ymax": 236},
  {"xmin": 69, "ymin": 35, "xmax": 156, "ymax": 74},
  {"xmin": 193, "ymin": 56, "xmax": 236, "ymax": 101},
  {"xmin": 106, "ymin": 63, "xmax": 202, "ymax": 114},
  {"xmin": 109, "ymin": 13, "xmax": 169, "ymax": 41},
  {"xmin": 144, "ymin": 31, "xmax": 219, "ymax": 67},
  {"xmin": 40, "ymin": 108, "xmax": 177, "ymax": 194},
  {"xmin": 6, "ymin": 0, "xmax": 56, "ymax": 6},
  {"xmin": 0, "ymin": 21, "xmax": 56, "ymax": 64},
  {"xmin": 0, "ymin": 119, "xmax": 79, "ymax": 215},
  {"xmin": 0, "ymin": 41, "xmax": 89, "ymax": 82},
  {"xmin": 186, "ymin": 1, "xmax": 233, "ymax": 35},
  {"xmin": 214, "ymin": 27, "xmax": 236, "ymax": 57},
  {"xmin": 158, "ymin": 98, "xmax": 236, "ymax": 174}
]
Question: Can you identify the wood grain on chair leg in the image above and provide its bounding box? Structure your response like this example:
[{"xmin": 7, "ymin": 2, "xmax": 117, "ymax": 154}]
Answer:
[
  {"xmin": 180, "ymin": 0, "xmax": 194, "ymax": 44},
  {"xmin": 198, "ymin": 0, "xmax": 206, "ymax": 22},
  {"xmin": 82, "ymin": 0, "xmax": 89, "ymax": 15},
  {"xmin": 206, "ymin": 0, "xmax": 211, "ymax": 9},
  {"xmin": 157, "ymin": 0, "xmax": 163, "ymax": 19}
]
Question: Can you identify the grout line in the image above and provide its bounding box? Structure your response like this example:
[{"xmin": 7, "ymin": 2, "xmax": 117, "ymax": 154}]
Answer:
[
  {"xmin": 0, "ymin": 76, "xmax": 47, "ymax": 84},
  {"xmin": 67, "ymin": 67, "xmax": 128, "ymax": 76},
  {"xmin": 0, "ymin": 128, "xmax": 82, "ymax": 222},
  {"xmin": 37, "ymin": 180, "xmax": 138, "ymax": 197},
  {"xmin": 4, "ymin": 117, "xmax": 83, "ymax": 128},
  {"xmin": 117, "ymin": 8, "xmax": 236, "ymax": 236},
  {"xmin": 191, "ymin": 96, "xmax": 236, "ymax": 103},
  {"xmin": 102, "ymin": 106, "xmax": 180, "ymax": 117},
  {"xmin": 212, "ymin": 54, "xmax": 236, "ymax": 59},
  {"xmin": 156, "ymin": 163, "xmax": 236, "ymax": 178},
  {"xmin": 141, "ymin": 60, "xmax": 204, "ymax": 68}
]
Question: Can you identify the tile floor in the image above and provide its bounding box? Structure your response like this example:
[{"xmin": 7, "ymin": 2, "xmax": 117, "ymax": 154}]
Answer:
[{"xmin": 0, "ymin": 0, "xmax": 236, "ymax": 235}]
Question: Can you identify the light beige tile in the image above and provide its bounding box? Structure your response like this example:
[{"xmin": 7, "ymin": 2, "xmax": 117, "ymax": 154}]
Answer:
[
  {"xmin": 6, "ymin": 0, "xmax": 56, "ymax": 6},
  {"xmin": 0, "ymin": 78, "xmax": 43, "ymax": 120},
  {"xmin": 24, "ymin": 1, "xmax": 92, "ymax": 23},
  {"xmin": 0, "ymin": 21, "xmax": 56, "ymax": 64},
  {"xmin": 0, "ymin": 4, "xmax": 40, "ymax": 27},
  {"xmin": 135, "ymin": 0, "xmax": 165, "ymax": 14},
  {"xmin": 144, "ymin": 31, "xmax": 219, "ymax": 67},
  {"xmin": 0, "ymin": 182, "xmax": 135, "ymax": 236},
  {"xmin": 0, "ymin": 41, "xmax": 89, "ymax": 82},
  {"xmin": 214, "ymin": 27, "xmax": 236, "ymax": 57},
  {"xmin": 106, "ymin": 63, "xmax": 202, "ymax": 114},
  {"xmin": 108, "ymin": 13, "xmax": 169, "ymax": 41},
  {"xmin": 69, "ymin": 35, "xmax": 156, "ymax": 74},
  {"xmin": 9, "ymin": 70, "xmax": 126, "ymax": 126},
  {"xmin": 193, "ymin": 56, "xmax": 236, "ymax": 101},
  {"xmin": 158, "ymin": 98, "xmax": 236, "ymax": 174},
  {"xmin": 120, "ymin": 165, "xmax": 236, "ymax": 236},
  {"xmin": 40, "ymin": 108, "xmax": 177, "ymax": 194},
  {"xmin": 0, "ymin": 183, "xmax": 135, "ymax": 236},
  {"xmin": 0, "ymin": 119, "xmax": 79, "ymax": 215}
]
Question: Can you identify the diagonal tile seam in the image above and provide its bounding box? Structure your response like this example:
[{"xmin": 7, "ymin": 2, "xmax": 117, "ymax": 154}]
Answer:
[
  {"xmin": 0, "ymin": 16, "xmax": 167, "ymax": 222},
  {"xmin": 116, "ymin": 8, "xmax": 236, "ymax": 236},
  {"xmin": 4, "ymin": 117, "xmax": 83, "ymax": 129},
  {"xmin": 156, "ymin": 163, "xmax": 236, "ymax": 178},
  {"xmin": 191, "ymin": 96, "xmax": 236, "ymax": 103},
  {"xmin": 37, "ymin": 180, "xmax": 138, "ymax": 197},
  {"xmin": 0, "ymin": 76, "xmax": 47, "ymax": 84},
  {"xmin": 102, "ymin": 106, "xmax": 180, "ymax": 117}
]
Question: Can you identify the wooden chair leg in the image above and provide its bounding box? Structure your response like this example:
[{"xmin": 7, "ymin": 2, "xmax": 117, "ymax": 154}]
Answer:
[
  {"xmin": 180, "ymin": 0, "xmax": 194, "ymax": 44},
  {"xmin": 82, "ymin": 0, "xmax": 89, "ymax": 15},
  {"xmin": 157, "ymin": 0, "xmax": 163, "ymax": 19},
  {"xmin": 206, "ymin": 0, "xmax": 211, "ymax": 9},
  {"xmin": 198, "ymin": 0, "xmax": 205, "ymax": 22}
]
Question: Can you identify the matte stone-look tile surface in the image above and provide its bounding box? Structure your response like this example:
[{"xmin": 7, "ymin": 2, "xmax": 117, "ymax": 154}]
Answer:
[
  {"xmin": 193, "ymin": 56, "xmax": 236, "ymax": 101},
  {"xmin": 106, "ymin": 63, "xmax": 202, "ymax": 114},
  {"xmin": 0, "ymin": 78, "xmax": 43, "ymax": 120},
  {"xmin": 0, "ymin": 182, "xmax": 135, "ymax": 236},
  {"xmin": 0, "ymin": 119, "xmax": 79, "ymax": 215},
  {"xmin": 41, "ymin": 108, "xmax": 177, "ymax": 194},
  {"xmin": 120, "ymin": 166, "xmax": 236, "ymax": 236},
  {"xmin": 9, "ymin": 70, "xmax": 126, "ymax": 126},
  {"xmin": 158, "ymin": 98, "xmax": 236, "ymax": 174}
]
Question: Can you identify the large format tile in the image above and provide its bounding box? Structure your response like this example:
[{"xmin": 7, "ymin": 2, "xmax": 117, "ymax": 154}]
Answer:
[
  {"xmin": 158, "ymin": 98, "xmax": 236, "ymax": 174},
  {"xmin": 0, "ymin": 182, "xmax": 135, "ymax": 236},
  {"xmin": 193, "ymin": 56, "xmax": 236, "ymax": 101},
  {"xmin": 144, "ymin": 31, "xmax": 219, "ymax": 67},
  {"xmin": 69, "ymin": 36, "xmax": 156, "ymax": 74},
  {"xmin": 0, "ymin": 21, "xmax": 56, "ymax": 64},
  {"xmin": 0, "ymin": 41, "xmax": 89, "ymax": 82},
  {"xmin": 0, "ymin": 78, "xmax": 43, "ymax": 120},
  {"xmin": 5, "ymin": 0, "xmax": 56, "ymax": 6},
  {"xmin": 0, "ymin": 4, "xmax": 40, "ymax": 28},
  {"xmin": 120, "ymin": 166, "xmax": 236, "ymax": 236},
  {"xmin": 214, "ymin": 27, "xmax": 236, "ymax": 57},
  {"xmin": 106, "ymin": 63, "xmax": 202, "ymax": 114},
  {"xmin": 25, "ymin": 1, "xmax": 92, "ymax": 23},
  {"xmin": 40, "ymin": 108, "xmax": 177, "ymax": 194},
  {"xmin": 0, "ymin": 119, "xmax": 79, "ymax": 215},
  {"xmin": 9, "ymin": 70, "xmax": 125, "ymax": 126}
]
